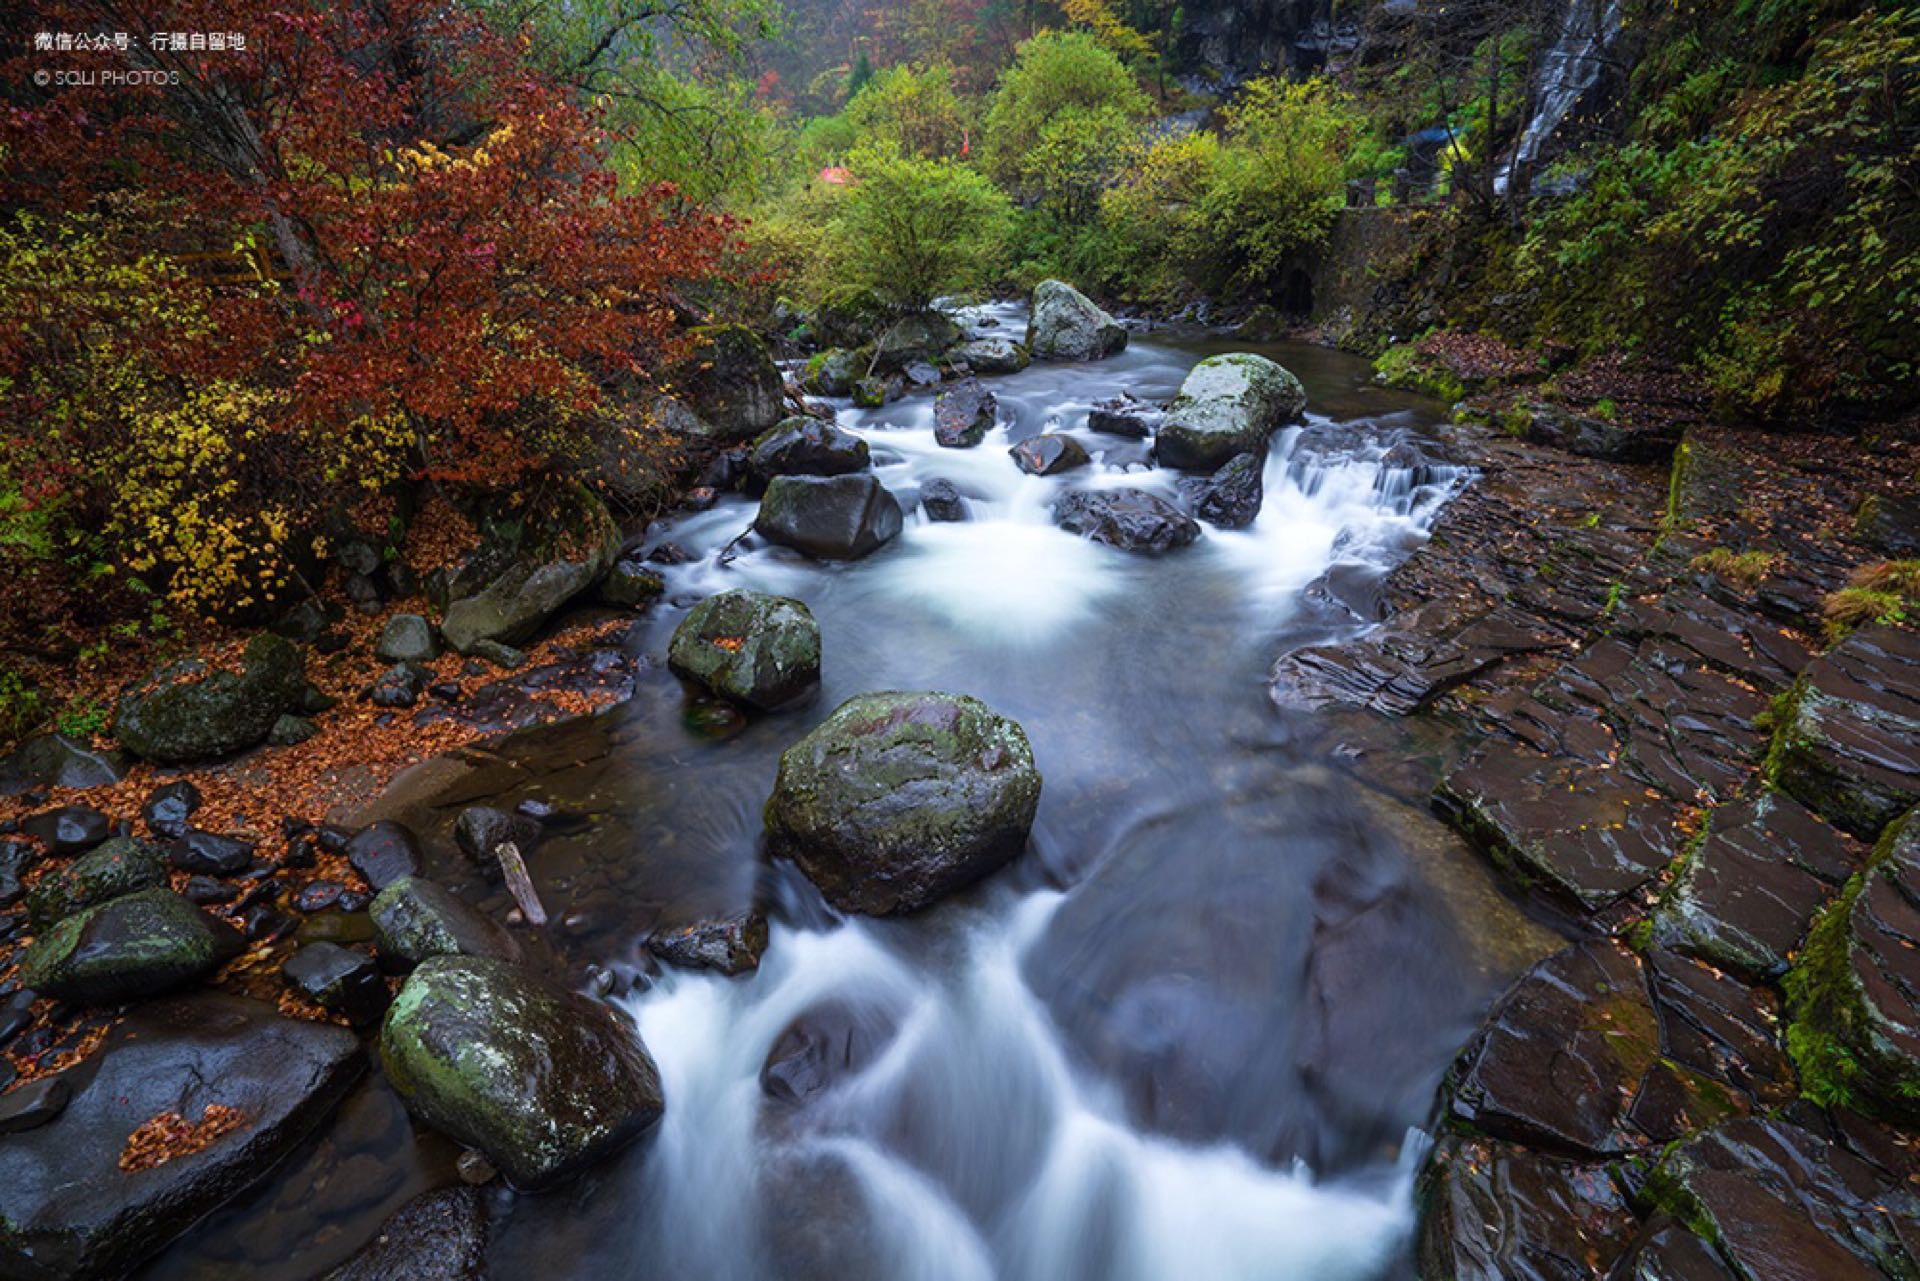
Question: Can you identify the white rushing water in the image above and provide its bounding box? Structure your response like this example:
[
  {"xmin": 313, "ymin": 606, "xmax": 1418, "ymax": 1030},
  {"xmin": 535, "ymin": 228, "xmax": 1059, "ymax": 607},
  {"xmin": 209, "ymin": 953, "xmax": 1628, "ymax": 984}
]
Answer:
[{"xmin": 1495, "ymin": 0, "xmax": 1626, "ymax": 194}]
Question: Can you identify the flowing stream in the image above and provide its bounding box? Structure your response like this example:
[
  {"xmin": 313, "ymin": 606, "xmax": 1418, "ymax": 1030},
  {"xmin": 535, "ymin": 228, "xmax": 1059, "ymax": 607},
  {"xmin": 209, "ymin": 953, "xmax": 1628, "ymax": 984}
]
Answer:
[{"xmin": 146, "ymin": 306, "xmax": 1563, "ymax": 1281}]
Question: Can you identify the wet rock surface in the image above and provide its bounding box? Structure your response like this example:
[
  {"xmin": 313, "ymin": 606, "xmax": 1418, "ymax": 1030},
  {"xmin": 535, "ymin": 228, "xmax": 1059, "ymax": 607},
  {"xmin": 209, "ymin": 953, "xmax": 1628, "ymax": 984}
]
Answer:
[
  {"xmin": 322, "ymin": 1186, "xmax": 489, "ymax": 1281},
  {"xmin": 1053, "ymin": 488, "xmax": 1201, "ymax": 553},
  {"xmin": 667, "ymin": 589, "xmax": 822, "ymax": 712},
  {"xmin": 114, "ymin": 633, "xmax": 307, "ymax": 764},
  {"xmin": 0, "ymin": 735, "xmax": 126, "ymax": 795},
  {"xmin": 1154, "ymin": 352, "xmax": 1305, "ymax": 471},
  {"xmin": 1008, "ymin": 433, "xmax": 1090, "ymax": 476},
  {"xmin": 647, "ymin": 909, "xmax": 769, "ymax": 975},
  {"xmin": 1024, "ymin": 279, "xmax": 1126, "ymax": 361},
  {"xmin": 933, "ymin": 379, "xmax": 998, "ymax": 448},
  {"xmin": 1183, "ymin": 450, "xmax": 1266, "ymax": 528},
  {"xmin": 20, "ymin": 887, "xmax": 244, "ymax": 1005},
  {"xmin": 1774, "ymin": 625, "xmax": 1920, "ymax": 839},
  {"xmin": 749, "ymin": 417, "xmax": 871, "ymax": 485},
  {"xmin": 370, "ymin": 876, "xmax": 521, "ymax": 970},
  {"xmin": 755, "ymin": 473, "xmax": 904, "ymax": 561}
]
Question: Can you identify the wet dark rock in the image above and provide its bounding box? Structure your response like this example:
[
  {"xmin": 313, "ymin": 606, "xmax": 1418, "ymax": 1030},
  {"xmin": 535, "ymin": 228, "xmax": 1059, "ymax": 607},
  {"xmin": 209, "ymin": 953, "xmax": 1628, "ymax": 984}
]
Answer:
[
  {"xmin": 0, "ymin": 993, "xmax": 362, "ymax": 1281},
  {"xmin": 919, "ymin": 479, "xmax": 970, "ymax": 523},
  {"xmin": 374, "ymin": 614, "xmax": 439, "ymax": 664},
  {"xmin": 1155, "ymin": 353, "xmax": 1305, "ymax": 472},
  {"xmin": 26, "ymin": 836, "xmax": 169, "ymax": 930},
  {"xmin": 323, "ymin": 1186, "xmax": 489, "ymax": 1281},
  {"xmin": 1054, "ymin": 488, "xmax": 1201, "ymax": 554},
  {"xmin": 1417, "ymin": 1135, "xmax": 1638, "ymax": 1281},
  {"xmin": 871, "ymin": 309, "xmax": 962, "ymax": 372},
  {"xmin": 647, "ymin": 910, "xmax": 769, "ymax": 975},
  {"xmin": 0, "ymin": 989, "xmax": 34, "ymax": 1042},
  {"xmin": 755, "ymin": 474, "xmax": 904, "ymax": 561},
  {"xmin": 141, "ymin": 781, "xmax": 202, "ymax": 839},
  {"xmin": 950, "ymin": 336, "xmax": 1029, "ymax": 375},
  {"xmin": 1651, "ymin": 792, "xmax": 1860, "ymax": 979},
  {"xmin": 801, "ymin": 346, "xmax": 867, "ymax": 397},
  {"xmin": 370, "ymin": 876, "xmax": 520, "ymax": 970},
  {"xmin": 851, "ymin": 374, "xmax": 903, "ymax": 408},
  {"xmin": 1009, "ymin": 433, "xmax": 1091, "ymax": 476},
  {"xmin": 1185, "ymin": 451, "xmax": 1265, "ymax": 529},
  {"xmin": 1785, "ymin": 809, "xmax": 1920, "ymax": 1123},
  {"xmin": 698, "ymin": 444, "xmax": 752, "ymax": 492},
  {"xmin": 167, "ymin": 829, "xmax": 255, "ymax": 876},
  {"xmin": 292, "ymin": 879, "xmax": 345, "ymax": 913},
  {"xmin": 1523, "ymin": 401, "xmax": 1684, "ymax": 463},
  {"xmin": 21, "ymin": 805, "xmax": 112, "ymax": 857},
  {"xmin": 668, "ymin": 589, "xmax": 822, "ymax": 712},
  {"xmin": 750, "ymin": 417, "xmax": 871, "ymax": 485},
  {"xmin": 241, "ymin": 903, "xmax": 292, "ymax": 941},
  {"xmin": 368, "ymin": 661, "xmax": 432, "ymax": 709},
  {"xmin": 933, "ymin": 379, "xmax": 998, "ymax": 448},
  {"xmin": 345, "ymin": 821, "xmax": 422, "ymax": 890},
  {"xmin": 438, "ymin": 482, "xmax": 620, "ymax": 655},
  {"xmin": 901, "ymin": 359, "xmax": 941, "ymax": 388},
  {"xmin": 114, "ymin": 633, "xmax": 306, "ymax": 764},
  {"xmin": 268, "ymin": 713, "xmax": 317, "ymax": 746},
  {"xmin": 0, "ymin": 841, "xmax": 29, "ymax": 907},
  {"xmin": 451, "ymin": 806, "xmax": 541, "ymax": 871},
  {"xmin": 184, "ymin": 875, "xmax": 241, "ymax": 906},
  {"xmin": 427, "ymin": 682, "xmax": 462, "ymax": 703},
  {"xmin": 379, "ymin": 954, "xmax": 664, "ymax": 1188},
  {"xmin": 1608, "ymin": 1216, "xmax": 1737, "ymax": 1280},
  {"xmin": 284, "ymin": 942, "xmax": 389, "ymax": 1026},
  {"xmin": 1641, "ymin": 1114, "xmax": 1920, "ymax": 1280},
  {"xmin": 1025, "ymin": 280, "xmax": 1126, "ymax": 361},
  {"xmin": 765, "ymin": 691, "xmax": 1042, "ymax": 915},
  {"xmin": 761, "ymin": 999, "xmax": 897, "ymax": 1104},
  {"xmin": 1773, "ymin": 624, "xmax": 1920, "ymax": 839},
  {"xmin": 1854, "ymin": 491, "xmax": 1920, "ymax": 557},
  {"xmin": 678, "ymin": 324, "xmax": 784, "ymax": 443},
  {"xmin": 645, "ymin": 541, "xmax": 698, "ymax": 566},
  {"xmin": 1643, "ymin": 948, "xmax": 1794, "ymax": 1111},
  {"xmin": 0, "ymin": 735, "xmax": 126, "ymax": 796},
  {"xmin": 0, "ymin": 1077, "xmax": 70, "ymax": 1136},
  {"xmin": 272, "ymin": 599, "xmax": 338, "ymax": 645},
  {"xmin": 599, "ymin": 558, "xmax": 667, "ymax": 611},
  {"xmin": 1086, "ymin": 391, "xmax": 1161, "ymax": 438},
  {"xmin": 468, "ymin": 639, "xmax": 526, "ymax": 671},
  {"xmin": 18, "ymin": 888, "xmax": 244, "ymax": 1005}
]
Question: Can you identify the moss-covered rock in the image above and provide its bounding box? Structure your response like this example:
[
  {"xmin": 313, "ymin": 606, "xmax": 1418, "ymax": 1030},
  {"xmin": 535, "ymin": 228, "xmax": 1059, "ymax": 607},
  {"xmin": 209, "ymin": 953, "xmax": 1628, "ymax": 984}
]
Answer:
[
  {"xmin": 599, "ymin": 558, "xmax": 666, "ymax": 609},
  {"xmin": 1770, "ymin": 625, "xmax": 1920, "ymax": 839},
  {"xmin": 439, "ymin": 481, "xmax": 620, "ymax": 655},
  {"xmin": 677, "ymin": 324, "xmax": 784, "ymax": 443},
  {"xmin": 871, "ymin": 309, "xmax": 962, "ymax": 371},
  {"xmin": 801, "ymin": 347, "xmax": 869, "ymax": 397},
  {"xmin": 765, "ymin": 691, "xmax": 1041, "ymax": 915},
  {"xmin": 379, "ymin": 955, "xmax": 664, "ymax": 1188},
  {"xmin": 113, "ymin": 633, "xmax": 306, "ymax": 764},
  {"xmin": 1025, "ymin": 280, "xmax": 1126, "ymax": 361},
  {"xmin": 1155, "ymin": 353, "xmax": 1306, "ymax": 472},
  {"xmin": 667, "ymin": 590, "xmax": 821, "ymax": 713},
  {"xmin": 1783, "ymin": 807, "xmax": 1920, "ymax": 1121},
  {"xmin": 19, "ymin": 888, "xmax": 244, "ymax": 1005},
  {"xmin": 25, "ymin": 836, "xmax": 168, "ymax": 930},
  {"xmin": 370, "ymin": 876, "xmax": 520, "ymax": 971},
  {"xmin": 951, "ymin": 336, "xmax": 1030, "ymax": 376}
]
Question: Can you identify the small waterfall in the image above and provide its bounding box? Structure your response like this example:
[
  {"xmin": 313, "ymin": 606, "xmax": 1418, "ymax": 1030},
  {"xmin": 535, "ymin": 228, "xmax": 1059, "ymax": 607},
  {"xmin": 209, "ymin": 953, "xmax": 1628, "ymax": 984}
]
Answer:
[{"xmin": 1496, "ymin": 0, "xmax": 1625, "ymax": 194}]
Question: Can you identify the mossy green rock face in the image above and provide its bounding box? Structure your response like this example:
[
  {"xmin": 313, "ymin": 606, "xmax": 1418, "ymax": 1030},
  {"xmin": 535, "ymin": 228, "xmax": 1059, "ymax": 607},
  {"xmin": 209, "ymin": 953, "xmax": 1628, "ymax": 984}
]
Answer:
[
  {"xmin": 379, "ymin": 955, "xmax": 664, "ymax": 1188},
  {"xmin": 802, "ymin": 348, "xmax": 869, "ymax": 397},
  {"xmin": 679, "ymin": 324, "xmax": 783, "ymax": 443},
  {"xmin": 370, "ymin": 876, "xmax": 520, "ymax": 971},
  {"xmin": 1785, "ymin": 808, "xmax": 1920, "ymax": 1122},
  {"xmin": 668, "ymin": 590, "xmax": 821, "ymax": 712},
  {"xmin": 19, "ymin": 888, "xmax": 243, "ymax": 1005},
  {"xmin": 114, "ymin": 633, "xmax": 305, "ymax": 764},
  {"xmin": 1155, "ymin": 353, "xmax": 1306, "ymax": 472},
  {"xmin": 440, "ymin": 483, "xmax": 620, "ymax": 654},
  {"xmin": 26, "ymin": 836, "xmax": 167, "ymax": 930},
  {"xmin": 1025, "ymin": 280, "xmax": 1126, "ymax": 361},
  {"xmin": 765, "ymin": 691, "xmax": 1041, "ymax": 915}
]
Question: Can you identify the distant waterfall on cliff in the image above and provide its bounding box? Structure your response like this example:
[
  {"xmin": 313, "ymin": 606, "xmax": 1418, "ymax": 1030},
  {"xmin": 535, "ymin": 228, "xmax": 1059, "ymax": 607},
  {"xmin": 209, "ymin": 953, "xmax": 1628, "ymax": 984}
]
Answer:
[{"xmin": 1496, "ymin": 0, "xmax": 1625, "ymax": 194}]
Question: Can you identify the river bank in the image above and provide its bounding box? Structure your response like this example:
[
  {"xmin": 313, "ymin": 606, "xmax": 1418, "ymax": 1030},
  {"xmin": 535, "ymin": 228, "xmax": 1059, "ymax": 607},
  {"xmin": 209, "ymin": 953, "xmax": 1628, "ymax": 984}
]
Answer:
[{"xmin": 0, "ymin": 288, "xmax": 1915, "ymax": 1280}]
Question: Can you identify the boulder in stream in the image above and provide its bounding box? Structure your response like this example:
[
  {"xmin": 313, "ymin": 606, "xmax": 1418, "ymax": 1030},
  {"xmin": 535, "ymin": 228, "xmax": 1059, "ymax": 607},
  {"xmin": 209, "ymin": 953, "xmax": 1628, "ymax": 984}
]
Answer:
[
  {"xmin": 755, "ymin": 474, "xmax": 903, "ymax": 561},
  {"xmin": 114, "ymin": 633, "xmax": 306, "ymax": 764},
  {"xmin": 919, "ymin": 480, "xmax": 970, "ymax": 522},
  {"xmin": 1184, "ymin": 451, "xmax": 1266, "ymax": 529},
  {"xmin": 1053, "ymin": 488, "xmax": 1200, "ymax": 553},
  {"xmin": 370, "ymin": 876, "xmax": 521, "ymax": 971},
  {"xmin": 750, "ymin": 417, "xmax": 871, "ymax": 486},
  {"xmin": 379, "ymin": 954, "xmax": 665, "ymax": 1188},
  {"xmin": 765, "ymin": 691, "xmax": 1041, "ymax": 915},
  {"xmin": 1025, "ymin": 280, "xmax": 1126, "ymax": 361},
  {"xmin": 933, "ymin": 379, "xmax": 998, "ymax": 448},
  {"xmin": 1009, "ymin": 434, "xmax": 1091, "ymax": 476},
  {"xmin": 951, "ymin": 336, "xmax": 1030, "ymax": 376},
  {"xmin": 1155, "ymin": 353, "xmax": 1306, "ymax": 472},
  {"xmin": 668, "ymin": 590, "xmax": 822, "ymax": 713}
]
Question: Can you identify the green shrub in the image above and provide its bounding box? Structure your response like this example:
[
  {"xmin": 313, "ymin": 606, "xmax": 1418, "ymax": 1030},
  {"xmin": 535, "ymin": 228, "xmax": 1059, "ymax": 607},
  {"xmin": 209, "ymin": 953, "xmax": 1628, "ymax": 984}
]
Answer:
[{"xmin": 825, "ymin": 150, "xmax": 1013, "ymax": 308}]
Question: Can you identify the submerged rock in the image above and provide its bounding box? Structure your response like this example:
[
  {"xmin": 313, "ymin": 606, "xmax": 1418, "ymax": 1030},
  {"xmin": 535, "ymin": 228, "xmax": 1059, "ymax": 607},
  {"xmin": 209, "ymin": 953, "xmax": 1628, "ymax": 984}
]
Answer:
[
  {"xmin": 114, "ymin": 633, "xmax": 306, "ymax": 764},
  {"xmin": 379, "ymin": 955, "xmax": 665, "ymax": 1188},
  {"xmin": 668, "ymin": 590, "xmax": 822, "ymax": 713},
  {"xmin": 0, "ymin": 993, "xmax": 362, "ymax": 1281},
  {"xmin": 1009, "ymin": 434, "xmax": 1090, "ymax": 476},
  {"xmin": 760, "ymin": 999, "xmax": 898, "ymax": 1105},
  {"xmin": 19, "ymin": 887, "xmax": 244, "ymax": 1005},
  {"xmin": 1155, "ymin": 353, "xmax": 1305, "ymax": 471},
  {"xmin": 750, "ymin": 417, "xmax": 871, "ymax": 485},
  {"xmin": 324, "ymin": 1186, "xmax": 489, "ymax": 1281},
  {"xmin": 933, "ymin": 379, "xmax": 998, "ymax": 448},
  {"xmin": 370, "ymin": 876, "xmax": 520, "ymax": 971},
  {"xmin": 765, "ymin": 691, "xmax": 1041, "ymax": 915},
  {"xmin": 1025, "ymin": 280, "xmax": 1126, "ymax": 361},
  {"xmin": 755, "ymin": 474, "xmax": 904, "ymax": 561},
  {"xmin": 1186, "ymin": 451, "xmax": 1266, "ymax": 528},
  {"xmin": 1053, "ymin": 488, "xmax": 1201, "ymax": 553},
  {"xmin": 25, "ymin": 836, "xmax": 167, "ymax": 930}
]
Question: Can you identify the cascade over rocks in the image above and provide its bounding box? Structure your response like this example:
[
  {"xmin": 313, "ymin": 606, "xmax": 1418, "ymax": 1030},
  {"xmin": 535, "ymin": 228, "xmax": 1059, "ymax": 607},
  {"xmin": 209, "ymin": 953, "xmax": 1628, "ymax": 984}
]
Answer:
[
  {"xmin": 755, "ymin": 474, "xmax": 904, "ymax": 561},
  {"xmin": 379, "ymin": 954, "xmax": 665, "ymax": 1188},
  {"xmin": 114, "ymin": 633, "xmax": 306, "ymax": 764},
  {"xmin": 1054, "ymin": 488, "xmax": 1201, "ymax": 553},
  {"xmin": 1025, "ymin": 280, "xmax": 1126, "ymax": 361},
  {"xmin": 1155, "ymin": 353, "xmax": 1306, "ymax": 472},
  {"xmin": 668, "ymin": 590, "xmax": 822, "ymax": 712},
  {"xmin": 765, "ymin": 691, "xmax": 1041, "ymax": 915}
]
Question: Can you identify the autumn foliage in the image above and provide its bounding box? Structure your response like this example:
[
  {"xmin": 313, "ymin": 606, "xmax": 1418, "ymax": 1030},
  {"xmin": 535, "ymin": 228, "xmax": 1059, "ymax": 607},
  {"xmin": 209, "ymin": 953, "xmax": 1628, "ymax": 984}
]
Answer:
[{"xmin": 1, "ymin": 0, "xmax": 733, "ymax": 622}]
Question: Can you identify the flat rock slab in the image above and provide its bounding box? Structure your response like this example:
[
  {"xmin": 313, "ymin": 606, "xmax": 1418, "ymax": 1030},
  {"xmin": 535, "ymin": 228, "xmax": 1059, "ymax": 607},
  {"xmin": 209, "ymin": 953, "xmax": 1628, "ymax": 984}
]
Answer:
[
  {"xmin": 1417, "ymin": 1135, "xmax": 1639, "ymax": 1280},
  {"xmin": 1777, "ymin": 624, "xmax": 1920, "ymax": 839},
  {"xmin": 0, "ymin": 993, "xmax": 363, "ymax": 1281},
  {"xmin": 1653, "ymin": 793, "xmax": 1860, "ymax": 978}
]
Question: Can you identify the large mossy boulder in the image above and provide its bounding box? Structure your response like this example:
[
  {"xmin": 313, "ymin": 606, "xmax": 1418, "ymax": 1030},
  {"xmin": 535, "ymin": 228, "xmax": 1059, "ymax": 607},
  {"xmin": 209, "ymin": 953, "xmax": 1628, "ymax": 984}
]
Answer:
[
  {"xmin": 1025, "ymin": 280, "xmax": 1126, "ymax": 361},
  {"xmin": 871, "ymin": 309, "xmax": 962, "ymax": 372},
  {"xmin": 114, "ymin": 633, "xmax": 305, "ymax": 764},
  {"xmin": 764, "ymin": 691, "xmax": 1042, "ymax": 915},
  {"xmin": 801, "ymin": 347, "xmax": 869, "ymax": 397},
  {"xmin": 0, "ymin": 993, "xmax": 362, "ymax": 1281},
  {"xmin": 749, "ymin": 417, "xmax": 870, "ymax": 486},
  {"xmin": 19, "ymin": 888, "xmax": 244, "ymax": 1005},
  {"xmin": 379, "ymin": 955, "xmax": 665, "ymax": 1188},
  {"xmin": 668, "ymin": 590, "xmax": 821, "ymax": 712},
  {"xmin": 25, "ymin": 837, "xmax": 167, "ymax": 930},
  {"xmin": 677, "ymin": 324, "xmax": 784, "ymax": 444},
  {"xmin": 755, "ymin": 474, "xmax": 903, "ymax": 561},
  {"xmin": 439, "ymin": 482, "xmax": 620, "ymax": 655},
  {"xmin": 1772, "ymin": 624, "xmax": 1919, "ymax": 839},
  {"xmin": 1784, "ymin": 809, "xmax": 1920, "ymax": 1123},
  {"xmin": 1155, "ymin": 353, "xmax": 1306, "ymax": 472}
]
